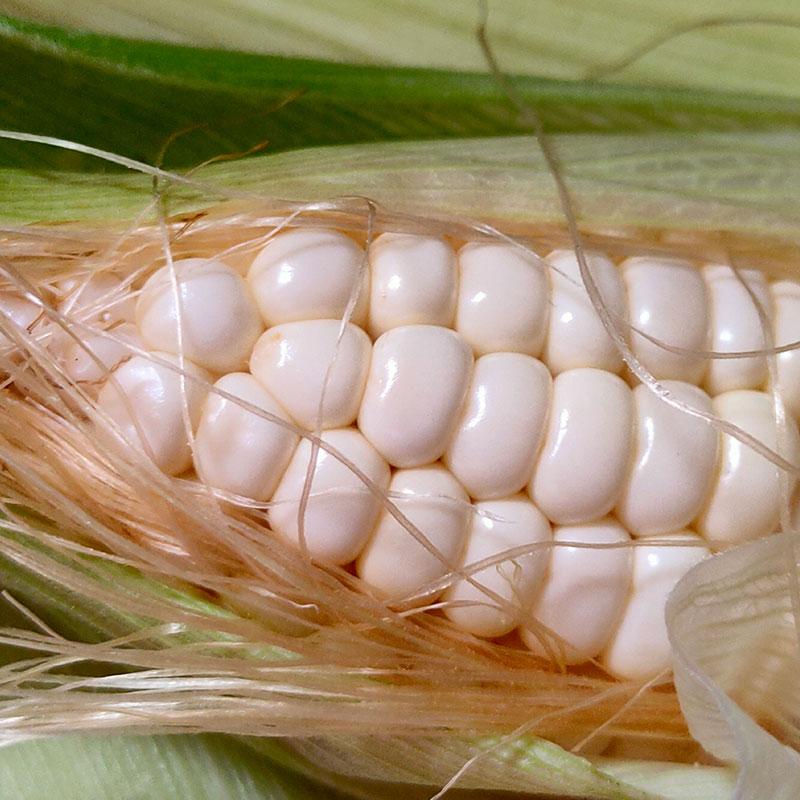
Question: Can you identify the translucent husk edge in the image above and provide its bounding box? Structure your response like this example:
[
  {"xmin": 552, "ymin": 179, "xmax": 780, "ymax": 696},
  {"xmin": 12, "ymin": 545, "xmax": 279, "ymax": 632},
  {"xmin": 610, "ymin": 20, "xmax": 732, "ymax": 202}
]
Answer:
[{"xmin": 2, "ymin": 131, "xmax": 800, "ymax": 799}]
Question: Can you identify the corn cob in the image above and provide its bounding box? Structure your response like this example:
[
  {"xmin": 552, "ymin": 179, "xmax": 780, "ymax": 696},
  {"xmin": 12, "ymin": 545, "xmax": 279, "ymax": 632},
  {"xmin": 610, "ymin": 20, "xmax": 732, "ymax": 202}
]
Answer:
[{"xmin": 4, "ymin": 225, "xmax": 795, "ymax": 692}]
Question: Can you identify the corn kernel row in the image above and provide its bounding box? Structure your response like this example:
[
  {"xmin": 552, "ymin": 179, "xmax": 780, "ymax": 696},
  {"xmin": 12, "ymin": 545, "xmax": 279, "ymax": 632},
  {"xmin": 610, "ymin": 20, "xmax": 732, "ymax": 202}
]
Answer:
[{"xmin": 2, "ymin": 226, "xmax": 796, "ymax": 683}]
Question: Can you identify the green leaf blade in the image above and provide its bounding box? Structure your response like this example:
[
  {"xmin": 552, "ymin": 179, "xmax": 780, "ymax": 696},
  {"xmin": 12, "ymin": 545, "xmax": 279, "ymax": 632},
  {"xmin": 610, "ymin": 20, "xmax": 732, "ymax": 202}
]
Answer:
[
  {"xmin": 0, "ymin": 734, "xmax": 349, "ymax": 800},
  {"xmin": 6, "ymin": 0, "xmax": 800, "ymax": 98},
  {"xmin": 4, "ymin": 16, "xmax": 800, "ymax": 172}
]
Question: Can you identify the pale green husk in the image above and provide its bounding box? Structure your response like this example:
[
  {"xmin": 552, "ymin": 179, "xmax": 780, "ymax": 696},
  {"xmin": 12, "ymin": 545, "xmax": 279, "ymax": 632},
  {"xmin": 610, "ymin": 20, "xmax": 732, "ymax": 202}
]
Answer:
[
  {"xmin": 6, "ymin": 0, "xmax": 800, "ymax": 99},
  {"xmin": 0, "ymin": 734, "xmax": 345, "ymax": 800},
  {"xmin": 4, "ymin": 132, "xmax": 800, "ymax": 242}
]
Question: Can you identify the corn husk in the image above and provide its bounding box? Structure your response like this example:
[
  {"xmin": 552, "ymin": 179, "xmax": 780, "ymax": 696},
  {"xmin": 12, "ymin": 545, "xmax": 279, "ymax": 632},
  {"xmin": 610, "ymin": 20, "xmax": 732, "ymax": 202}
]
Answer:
[
  {"xmin": 7, "ymin": 0, "xmax": 800, "ymax": 100},
  {"xmin": 2, "ymin": 13, "xmax": 800, "ymax": 175}
]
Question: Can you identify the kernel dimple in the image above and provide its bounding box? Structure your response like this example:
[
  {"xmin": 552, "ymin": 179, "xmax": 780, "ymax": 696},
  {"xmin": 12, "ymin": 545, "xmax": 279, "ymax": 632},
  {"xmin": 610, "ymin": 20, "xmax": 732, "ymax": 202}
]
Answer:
[
  {"xmin": 445, "ymin": 352, "xmax": 551, "ymax": 500},
  {"xmin": 600, "ymin": 533, "xmax": 709, "ymax": 681},
  {"xmin": 616, "ymin": 381, "xmax": 719, "ymax": 537},
  {"xmin": 697, "ymin": 390, "xmax": 800, "ymax": 546},
  {"xmin": 136, "ymin": 258, "xmax": 263, "ymax": 374},
  {"xmin": 530, "ymin": 368, "xmax": 633, "ymax": 525},
  {"xmin": 522, "ymin": 519, "xmax": 631, "ymax": 664}
]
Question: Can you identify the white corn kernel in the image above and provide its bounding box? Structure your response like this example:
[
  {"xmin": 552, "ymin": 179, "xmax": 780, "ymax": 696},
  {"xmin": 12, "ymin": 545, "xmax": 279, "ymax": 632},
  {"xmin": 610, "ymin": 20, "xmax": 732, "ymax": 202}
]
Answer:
[
  {"xmin": 249, "ymin": 320, "xmax": 371, "ymax": 431},
  {"xmin": 136, "ymin": 258, "xmax": 263, "ymax": 374},
  {"xmin": 455, "ymin": 242, "xmax": 549, "ymax": 356},
  {"xmin": 61, "ymin": 323, "xmax": 140, "ymax": 383},
  {"xmin": 359, "ymin": 325, "xmax": 473, "ymax": 468},
  {"xmin": 58, "ymin": 274, "xmax": 135, "ymax": 325},
  {"xmin": 703, "ymin": 264, "xmax": 771, "ymax": 394},
  {"xmin": 248, "ymin": 229, "xmax": 368, "ymax": 327},
  {"xmin": 367, "ymin": 233, "xmax": 457, "ymax": 337},
  {"xmin": 194, "ymin": 372, "xmax": 299, "ymax": 501},
  {"xmin": 530, "ymin": 368, "xmax": 633, "ymax": 524},
  {"xmin": 97, "ymin": 352, "xmax": 210, "ymax": 475},
  {"xmin": 601, "ymin": 533, "xmax": 709, "ymax": 681},
  {"xmin": 444, "ymin": 495, "xmax": 551, "ymax": 639},
  {"xmin": 269, "ymin": 428, "xmax": 390, "ymax": 565},
  {"xmin": 616, "ymin": 382, "xmax": 718, "ymax": 537},
  {"xmin": 771, "ymin": 279, "xmax": 800, "ymax": 419},
  {"xmin": 697, "ymin": 390, "xmax": 800, "ymax": 546},
  {"xmin": 0, "ymin": 293, "xmax": 40, "ymax": 349},
  {"xmin": 356, "ymin": 464, "xmax": 470, "ymax": 605},
  {"xmin": 522, "ymin": 519, "xmax": 631, "ymax": 664},
  {"xmin": 543, "ymin": 249, "xmax": 627, "ymax": 375},
  {"xmin": 621, "ymin": 256, "xmax": 708, "ymax": 383},
  {"xmin": 445, "ymin": 353, "xmax": 551, "ymax": 500}
]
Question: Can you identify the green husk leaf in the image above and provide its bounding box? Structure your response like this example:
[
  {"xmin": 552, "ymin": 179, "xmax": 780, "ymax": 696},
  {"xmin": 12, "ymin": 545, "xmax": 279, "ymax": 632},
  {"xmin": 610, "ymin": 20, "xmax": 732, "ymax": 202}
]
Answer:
[
  {"xmin": 268, "ymin": 735, "xmax": 664, "ymax": 799},
  {"xmin": 2, "ymin": 16, "xmax": 800, "ymax": 171},
  {"xmin": 0, "ymin": 733, "xmax": 349, "ymax": 800},
  {"xmin": 5, "ymin": 0, "xmax": 800, "ymax": 100},
  {"xmin": 0, "ymin": 524, "xmax": 296, "ymax": 665},
  {"xmin": 3, "ymin": 133, "xmax": 800, "ymax": 245},
  {"xmin": 592, "ymin": 758, "xmax": 737, "ymax": 799}
]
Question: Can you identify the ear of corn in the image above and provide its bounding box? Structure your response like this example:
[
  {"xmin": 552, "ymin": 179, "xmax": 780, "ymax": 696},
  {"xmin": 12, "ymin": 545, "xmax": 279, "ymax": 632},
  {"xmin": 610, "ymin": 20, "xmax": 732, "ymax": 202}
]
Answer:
[
  {"xmin": 1, "ymin": 162, "xmax": 796, "ymax": 798},
  {"xmin": 3, "ymin": 7, "xmax": 800, "ymax": 800}
]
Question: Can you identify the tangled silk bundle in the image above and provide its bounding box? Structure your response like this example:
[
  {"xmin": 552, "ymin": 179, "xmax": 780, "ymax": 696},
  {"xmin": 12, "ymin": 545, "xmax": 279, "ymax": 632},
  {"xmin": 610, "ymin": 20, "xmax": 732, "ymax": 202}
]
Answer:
[{"xmin": 2, "ymin": 142, "xmax": 800, "ymax": 798}]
